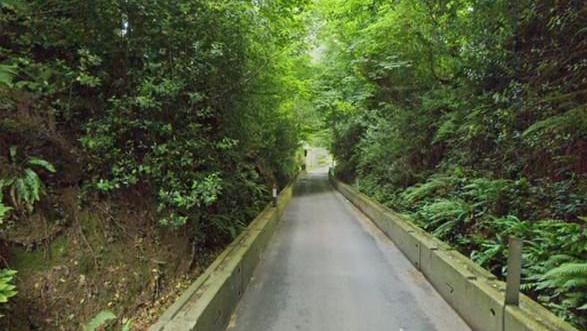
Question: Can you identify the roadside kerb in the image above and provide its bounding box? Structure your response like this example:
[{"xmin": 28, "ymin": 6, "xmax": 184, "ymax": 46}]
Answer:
[
  {"xmin": 149, "ymin": 175, "xmax": 298, "ymax": 331},
  {"xmin": 330, "ymin": 175, "xmax": 576, "ymax": 331}
]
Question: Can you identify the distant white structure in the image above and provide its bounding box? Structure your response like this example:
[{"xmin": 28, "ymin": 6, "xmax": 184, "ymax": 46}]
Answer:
[{"xmin": 305, "ymin": 147, "xmax": 333, "ymax": 172}]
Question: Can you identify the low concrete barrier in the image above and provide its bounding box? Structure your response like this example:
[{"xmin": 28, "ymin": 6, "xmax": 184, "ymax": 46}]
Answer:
[
  {"xmin": 149, "ymin": 176, "xmax": 298, "ymax": 331},
  {"xmin": 331, "ymin": 175, "xmax": 576, "ymax": 331}
]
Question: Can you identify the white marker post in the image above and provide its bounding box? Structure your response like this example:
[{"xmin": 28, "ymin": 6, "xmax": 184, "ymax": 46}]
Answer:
[{"xmin": 272, "ymin": 184, "xmax": 278, "ymax": 207}]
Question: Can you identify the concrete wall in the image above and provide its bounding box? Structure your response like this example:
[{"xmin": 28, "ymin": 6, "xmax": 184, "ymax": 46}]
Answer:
[
  {"xmin": 331, "ymin": 176, "xmax": 576, "ymax": 331},
  {"xmin": 149, "ymin": 177, "xmax": 297, "ymax": 331}
]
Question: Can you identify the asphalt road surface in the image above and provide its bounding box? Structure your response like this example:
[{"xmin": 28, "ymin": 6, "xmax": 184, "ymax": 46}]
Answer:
[{"xmin": 227, "ymin": 170, "xmax": 470, "ymax": 331}]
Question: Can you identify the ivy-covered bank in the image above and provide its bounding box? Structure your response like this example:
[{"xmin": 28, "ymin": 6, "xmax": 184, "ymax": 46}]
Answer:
[{"xmin": 314, "ymin": 0, "xmax": 586, "ymax": 328}]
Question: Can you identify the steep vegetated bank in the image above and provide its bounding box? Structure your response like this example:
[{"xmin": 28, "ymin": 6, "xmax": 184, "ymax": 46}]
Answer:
[
  {"xmin": 0, "ymin": 0, "xmax": 312, "ymax": 329},
  {"xmin": 314, "ymin": 0, "xmax": 586, "ymax": 328}
]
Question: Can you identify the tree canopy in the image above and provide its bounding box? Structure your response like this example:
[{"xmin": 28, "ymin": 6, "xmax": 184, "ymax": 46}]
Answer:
[
  {"xmin": 312, "ymin": 0, "xmax": 586, "ymax": 327},
  {"xmin": 0, "ymin": 0, "xmax": 585, "ymax": 328}
]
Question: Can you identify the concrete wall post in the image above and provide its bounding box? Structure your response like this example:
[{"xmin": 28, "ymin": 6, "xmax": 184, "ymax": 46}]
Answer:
[{"xmin": 505, "ymin": 237, "xmax": 522, "ymax": 306}]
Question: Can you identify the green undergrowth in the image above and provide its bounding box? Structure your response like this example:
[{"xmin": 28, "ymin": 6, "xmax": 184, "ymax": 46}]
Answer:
[
  {"xmin": 11, "ymin": 236, "xmax": 68, "ymax": 273},
  {"xmin": 317, "ymin": 0, "xmax": 587, "ymax": 327},
  {"xmin": 354, "ymin": 170, "xmax": 587, "ymax": 327},
  {"xmin": 1, "ymin": 0, "xmax": 315, "ymax": 328}
]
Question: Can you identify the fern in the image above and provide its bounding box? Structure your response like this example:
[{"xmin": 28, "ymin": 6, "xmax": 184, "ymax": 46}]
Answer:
[
  {"xmin": 13, "ymin": 178, "xmax": 27, "ymax": 208},
  {"xmin": 540, "ymin": 263, "xmax": 587, "ymax": 290},
  {"xmin": 417, "ymin": 198, "xmax": 472, "ymax": 239},
  {"xmin": 531, "ymin": 260, "xmax": 587, "ymax": 325},
  {"xmin": 401, "ymin": 175, "xmax": 456, "ymax": 204},
  {"xmin": 463, "ymin": 178, "xmax": 509, "ymax": 213},
  {"xmin": 0, "ymin": 269, "xmax": 17, "ymax": 304},
  {"xmin": 23, "ymin": 169, "xmax": 42, "ymax": 209},
  {"xmin": 0, "ymin": 146, "xmax": 55, "ymax": 215},
  {"xmin": 523, "ymin": 107, "xmax": 587, "ymax": 142},
  {"xmin": 0, "ymin": 64, "xmax": 16, "ymax": 87},
  {"xmin": 471, "ymin": 238, "xmax": 506, "ymax": 269},
  {"xmin": 26, "ymin": 158, "xmax": 56, "ymax": 173},
  {"xmin": 0, "ymin": 203, "xmax": 11, "ymax": 224}
]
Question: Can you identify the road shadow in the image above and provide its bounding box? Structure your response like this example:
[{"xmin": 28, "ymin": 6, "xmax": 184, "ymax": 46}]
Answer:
[{"xmin": 293, "ymin": 171, "xmax": 333, "ymax": 197}]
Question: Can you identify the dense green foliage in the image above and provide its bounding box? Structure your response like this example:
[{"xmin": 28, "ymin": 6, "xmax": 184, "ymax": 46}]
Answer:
[
  {"xmin": 314, "ymin": 0, "xmax": 586, "ymax": 327},
  {"xmin": 0, "ymin": 0, "xmax": 312, "ymax": 323},
  {"xmin": 1, "ymin": 0, "xmax": 585, "ymax": 328},
  {"xmin": 1, "ymin": 1, "xmax": 310, "ymax": 234}
]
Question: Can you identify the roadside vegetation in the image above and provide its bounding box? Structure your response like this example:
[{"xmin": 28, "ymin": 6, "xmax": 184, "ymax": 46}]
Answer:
[
  {"xmin": 1, "ymin": 0, "xmax": 585, "ymax": 329},
  {"xmin": 314, "ymin": 0, "xmax": 586, "ymax": 328},
  {"xmin": 0, "ymin": 0, "xmax": 314, "ymax": 329}
]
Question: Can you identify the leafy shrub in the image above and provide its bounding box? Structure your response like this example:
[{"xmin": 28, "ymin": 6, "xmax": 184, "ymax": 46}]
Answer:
[{"xmin": 320, "ymin": 0, "xmax": 586, "ymax": 326}]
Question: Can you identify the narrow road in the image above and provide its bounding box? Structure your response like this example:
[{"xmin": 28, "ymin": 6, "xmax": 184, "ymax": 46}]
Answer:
[{"xmin": 227, "ymin": 170, "xmax": 470, "ymax": 331}]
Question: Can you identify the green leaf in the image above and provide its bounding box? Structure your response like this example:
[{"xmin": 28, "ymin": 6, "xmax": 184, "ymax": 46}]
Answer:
[
  {"xmin": 83, "ymin": 310, "xmax": 116, "ymax": 331},
  {"xmin": 0, "ymin": 269, "xmax": 17, "ymax": 304},
  {"xmin": 0, "ymin": 0, "xmax": 27, "ymax": 11},
  {"xmin": 121, "ymin": 319, "xmax": 133, "ymax": 331},
  {"xmin": 27, "ymin": 158, "xmax": 56, "ymax": 173},
  {"xmin": 9, "ymin": 146, "xmax": 17, "ymax": 161},
  {"xmin": 24, "ymin": 168, "xmax": 42, "ymax": 205},
  {"xmin": 0, "ymin": 203, "xmax": 12, "ymax": 223},
  {"xmin": 0, "ymin": 64, "xmax": 16, "ymax": 87},
  {"xmin": 14, "ymin": 178, "xmax": 27, "ymax": 206}
]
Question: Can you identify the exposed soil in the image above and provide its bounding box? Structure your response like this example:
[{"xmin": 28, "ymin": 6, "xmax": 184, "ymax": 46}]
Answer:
[{"xmin": 0, "ymin": 187, "xmax": 220, "ymax": 330}]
